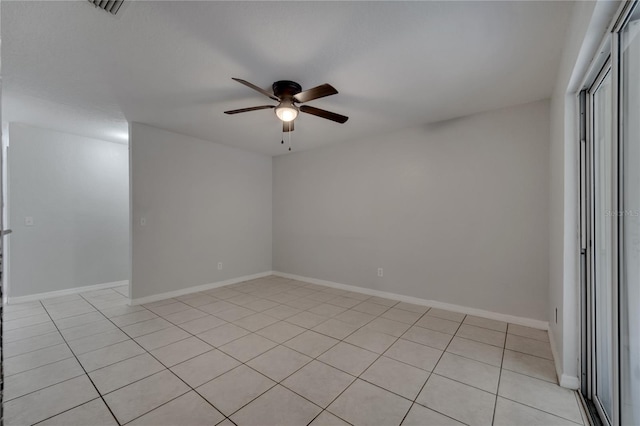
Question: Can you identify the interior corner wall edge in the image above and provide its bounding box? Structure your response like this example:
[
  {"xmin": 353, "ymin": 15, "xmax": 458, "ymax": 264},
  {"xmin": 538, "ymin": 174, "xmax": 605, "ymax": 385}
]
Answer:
[
  {"xmin": 129, "ymin": 123, "xmax": 272, "ymax": 299},
  {"xmin": 7, "ymin": 123, "xmax": 130, "ymax": 297},
  {"xmin": 548, "ymin": 0, "xmax": 621, "ymax": 387},
  {"xmin": 273, "ymin": 99, "xmax": 550, "ymax": 321}
]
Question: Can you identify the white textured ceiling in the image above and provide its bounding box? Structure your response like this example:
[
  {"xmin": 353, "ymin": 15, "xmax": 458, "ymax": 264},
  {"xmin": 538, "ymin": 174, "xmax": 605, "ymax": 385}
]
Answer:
[{"xmin": 2, "ymin": 1, "xmax": 573, "ymax": 155}]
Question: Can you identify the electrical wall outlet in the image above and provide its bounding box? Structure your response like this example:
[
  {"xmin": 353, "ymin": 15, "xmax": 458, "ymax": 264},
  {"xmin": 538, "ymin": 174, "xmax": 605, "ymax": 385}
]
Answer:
[
  {"xmin": 377, "ymin": 268, "xmax": 383, "ymax": 277},
  {"xmin": 218, "ymin": 262, "xmax": 223, "ymax": 270}
]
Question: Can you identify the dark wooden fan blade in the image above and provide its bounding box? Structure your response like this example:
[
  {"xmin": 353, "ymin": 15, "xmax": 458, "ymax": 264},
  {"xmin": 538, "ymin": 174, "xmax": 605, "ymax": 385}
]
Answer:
[
  {"xmin": 232, "ymin": 78, "xmax": 279, "ymax": 101},
  {"xmin": 293, "ymin": 84, "xmax": 338, "ymax": 103},
  {"xmin": 224, "ymin": 105, "xmax": 275, "ymax": 114},
  {"xmin": 283, "ymin": 121, "xmax": 294, "ymax": 132},
  {"xmin": 299, "ymin": 105, "xmax": 348, "ymax": 123}
]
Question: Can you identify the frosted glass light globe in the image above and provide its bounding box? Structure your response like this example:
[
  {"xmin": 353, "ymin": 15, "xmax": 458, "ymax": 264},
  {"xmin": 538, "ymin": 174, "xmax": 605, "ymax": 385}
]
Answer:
[{"xmin": 275, "ymin": 102, "xmax": 298, "ymax": 122}]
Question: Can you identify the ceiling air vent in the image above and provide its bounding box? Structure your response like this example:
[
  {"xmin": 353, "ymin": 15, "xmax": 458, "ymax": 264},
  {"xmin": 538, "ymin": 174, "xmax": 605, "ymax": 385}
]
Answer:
[{"xmin": 88, "ymin": 0, "xmax": 124, "ymax": 15}]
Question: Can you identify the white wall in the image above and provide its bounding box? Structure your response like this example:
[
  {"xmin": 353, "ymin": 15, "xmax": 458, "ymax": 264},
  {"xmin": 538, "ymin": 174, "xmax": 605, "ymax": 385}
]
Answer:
[
  {"xmin": 548, "ymin": 0, "xmax": 621, "ymax": 388},
  {"xmin": 8, "ymin": 123, "xmax": 129, "ymax": 298},
  {"xmin": 129, "ymin": 123, "xmax": 272, "ymax": 301},
  {"xmin": 274, "ymin": 100, "xmax": 550, "ymax": 321}
]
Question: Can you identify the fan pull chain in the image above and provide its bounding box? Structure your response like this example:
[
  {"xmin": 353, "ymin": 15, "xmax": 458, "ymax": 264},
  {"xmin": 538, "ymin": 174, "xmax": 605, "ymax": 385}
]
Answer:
[{"xmin": 288, "ymin": 128, "xmax": 292, "ymax": 152}]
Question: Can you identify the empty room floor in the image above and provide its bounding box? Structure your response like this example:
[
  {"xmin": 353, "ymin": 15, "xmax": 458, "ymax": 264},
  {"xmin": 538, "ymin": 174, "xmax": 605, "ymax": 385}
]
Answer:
[{"xmin": 3, "ymin": 276, "xmax": 587, "ymax": 426}]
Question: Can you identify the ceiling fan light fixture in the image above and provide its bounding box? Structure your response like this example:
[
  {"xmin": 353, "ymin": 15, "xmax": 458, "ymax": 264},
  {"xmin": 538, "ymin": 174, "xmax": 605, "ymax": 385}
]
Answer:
[
  {"xmin": 275, "ymin": 101, "xmax": 298, "ymax": 122},
  {"xmin": 225, "ymin": 78, "xmax": 348, "ymax": 128}
]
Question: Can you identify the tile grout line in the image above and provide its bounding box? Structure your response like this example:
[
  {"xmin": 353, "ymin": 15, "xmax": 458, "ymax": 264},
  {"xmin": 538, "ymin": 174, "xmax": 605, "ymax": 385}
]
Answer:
[
  {"xmin": 3, "ymin": 317, "xmax": 53, "ymax": 332},
  {"xmin": 5, "ymin": 367, "xmax": 86, "ymax": 405},
  {"xmin": 124, "ymin": 281, "xmax": 497, "ymax": 424},
  {"xmin": 2, "ymin": 327, "xmax": 59, "ymax": 345},
  {"xmin": 86, "ymin": 284, "xmax": 337, "ymax": 424},
  {"xmin": 451, "ymin": 334, "xmax": 554, "ymax": 364},
  {"xmin": 3, "ymin": 339, "xmax": 71, "ymax": 367},
  {"xmin": 32, "ymin": 299, "xmax": 122, "ymax": 426},
  {"xmin": 8, "ymin": 287, "xmax": 431, "ymax": 346},
  {"xmin": 108, "ymin": 314, "xmax": 565, "ymax": 425},
  {"xmin": 490, "ymin": 324, "xmax": 508, "ymax": 425},
  {"xmin": 398, "ymin": 312, "xmax": 472, "ymax": 426},
  {"xmin": 154, "ymin": 279, "xmax": 390, "ymax": 424},
  {"xmin": 228, "ymin": 284, "xmax": 395, "ymax": 425},
  {"xmin": 201, "ymin": 279, "xmax": 563, "ymax": 423},
  {"xmin": 29, "ymin": 397, "xmax": 112, "ymax": 425},
  {"xmin": 114, "ymin": 278, "xmax": 353, "ymax": 424},
  {"xmin": 495, "ymin": 394, "xmax": 585, "ymax": 425},
  {"xmin": 10, "ymin": 287, "xmax": 506, "ymax": 360},
  {"xmin": 6, "ymin": 278, "xmax": 558, "ymax": 426},
  {"xmin": 189, "ymin": 319, "xmax": 345, "ymax": 422},
  {"xmin": 76, "ymin": 292, "xmax": 233, "ymax": 426},
  {"xmin": 172, "ymin": 279, "xmax": 557, "ymax": 425},
  {"xmin": 315, "ymin": 305, "xmax": 441, "ymax": 425}
]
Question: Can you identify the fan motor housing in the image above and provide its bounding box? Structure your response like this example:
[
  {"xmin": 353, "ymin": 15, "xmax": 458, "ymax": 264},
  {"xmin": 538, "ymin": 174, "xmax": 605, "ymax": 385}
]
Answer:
[{"xmin": 272, "ymin": 81, "xmax": 302, "ymax": 100}]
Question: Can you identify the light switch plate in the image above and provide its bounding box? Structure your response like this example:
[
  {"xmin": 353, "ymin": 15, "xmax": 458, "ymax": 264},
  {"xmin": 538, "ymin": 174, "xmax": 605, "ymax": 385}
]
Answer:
[{"xmin": 25, "ymin": 216, "xmax": 34, "ymax": 226}]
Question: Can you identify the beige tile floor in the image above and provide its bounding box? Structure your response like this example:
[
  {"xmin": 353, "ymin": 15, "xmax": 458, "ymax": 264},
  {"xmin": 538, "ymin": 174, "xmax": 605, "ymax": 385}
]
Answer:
[{"xmin": 2, "ymin": 276, "xmax": 588, "ymax": 426}]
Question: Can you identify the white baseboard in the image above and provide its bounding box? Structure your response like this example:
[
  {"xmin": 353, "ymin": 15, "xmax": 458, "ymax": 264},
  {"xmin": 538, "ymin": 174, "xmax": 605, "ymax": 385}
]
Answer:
[
  {"xmin": 8, "ymin": 280, "xmax": 129, "ymax": 304},
  {"xmin": 548, "ymin": 326, "xmax": 563, "ymax": 383},
  {"xmin": 548, "ymin": 326, "xmax": 580, "ymax": 390},
  {"xmin": 129, "ymin": 271, "xmax": 274, "ymax": 306},
  {"xmin": 274, "ymin": 271, "xmax": 549, "ymax": 330},
  {"xmin": 560, "ymin": 374, "xmax": 580, "ymax": 390}
]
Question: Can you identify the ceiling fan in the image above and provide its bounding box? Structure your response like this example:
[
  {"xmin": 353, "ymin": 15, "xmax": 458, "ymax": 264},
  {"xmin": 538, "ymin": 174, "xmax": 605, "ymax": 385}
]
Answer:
[{"xmin": 224, "ymin": 78, "xmax": 348, "ymax": 132}]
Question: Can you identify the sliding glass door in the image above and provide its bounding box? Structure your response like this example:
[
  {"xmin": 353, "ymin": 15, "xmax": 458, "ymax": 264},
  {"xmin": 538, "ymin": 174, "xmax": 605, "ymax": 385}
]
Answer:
[
  {"xmin": 591, "ymin": 67, "xmax": 614, "ymax": 424},
  {"xmin": 581, "ymin": 3, "xmax": 639, "ymax": 426},
  {"xmin": 620, "ymin": 5, "xmax": 640, "ymax": 425}
]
